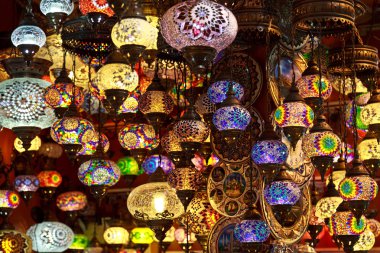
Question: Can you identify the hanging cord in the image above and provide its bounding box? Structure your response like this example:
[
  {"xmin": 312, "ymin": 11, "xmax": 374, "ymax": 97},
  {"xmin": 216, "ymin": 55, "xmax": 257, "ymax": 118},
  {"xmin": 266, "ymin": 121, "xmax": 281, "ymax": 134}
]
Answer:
[
  {"xmin": 351, "ymin": 33, "xmax": 359, "ymax": 157},
  {"xmin": 317, "ymin": 28, "xmax": 324, "ymax": 115},
  {"xmin": 276, "ymin": 42, "xmax": 282, "ymax": 105},
  {"xmin": 342, "ymin": 40, "xmax": 349, "ymax": 162},
  {"xmin": 265, "ymin": 20, "xmax": 272, "ymax": 120}
]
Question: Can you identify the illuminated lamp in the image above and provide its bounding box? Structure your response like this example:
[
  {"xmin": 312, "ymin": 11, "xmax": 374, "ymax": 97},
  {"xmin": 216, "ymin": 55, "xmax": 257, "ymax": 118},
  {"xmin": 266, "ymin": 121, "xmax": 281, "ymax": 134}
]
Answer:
[
  {"xmin": 353, "ymin": 227, "xmax": 375, "ymax": 252},
  {"xmin": 302, "ymin": 115, "xmax": 341, "ymax": 181},
  {"xmin": 69, "ymin": 234, "xmax": 89, "ymax": 251},
  {"xmin": 161, "ymin": 130, "xmax": 186, "ymax": 167},
  {"xmin": 274, "ymin": 83, "xmax": 314, "ymax": 149},
  {"xmin": 111, "ymin": 1, "xmax": 156, "ymax": 67},
  {"xmin": 326, "ymin": 157, "xmax": 346, "ymax": 191},
  {"xmin": 56, "ymin": 191, "xmax": 87, "ymax": 220},
  {"xmin": 0, "ymin": 230, "xmax": 32, "ymax": 253},
  {"xmin": 130, "ymin": 227, "xmax": 154, "ymax": 245},
  {"xmin": 212, "ymin": 85, "xmax": 251, "ymax": 144},
  {"xmin": 79, "ymin": 0, "xmax": 114, "ymax": 17},
  {"xmin": 358, "ymin": 131, "xmax": 380, "ymax": 177},
  {"xmin": 207, "ymin": 80, "xmax": 244, "ymax": 104},
  {"xmin": 142, "ymin": 155, "xmax": 175, "ymax": 175},
  {"xmin": 338, "ymin": 159, "xmax": 378, "ymax": 223},
  {"xmin": 118, "ymin": 94, "xmax": 138, "ymax": 115},
  {"xmin": 40, "ymin": 0, "xmax": 74, "ymax": 32},
  {"xmin": 367, "ymin": 218, "xmax": 380, "ymax": 237},
  {"xmin": 27, "ymin": 222, "xmax": 74, "ymax": 253},
  {"xmin": 14, "ymin": 136, "xmax": 41, "ymax": 153},
  {"xmin": 37, "ymin": 170, "xmax": 62, "ymax": 201},
  {"xmin": 160, "ymin": 0, "xmax": 238, "ymax": 73},
  {"xmin": 175, "ymin": 227, "xmax": 197, "ymax": 251},
  {"xmin": 346, "ymin": 100, "xmax": 368, "ymax": 139},
  {"xmin": 361, "ymin": 89, "xmax": 380, "ymax": 142},
  {"xmin": 103, "ymin": 226, "xmax": 129, "ymax": 252},
  {"xmin": 78, "ymin": 133, "xmax": 109, "ymax": 156},
  {"xmin": 331, "ymin": 76, "xmax": 367, "ymax": 96},
  {"xmin": 307, "ymin": 187, "xmax": 325, "ymax": 248},
  {"xmin": 194, "ymin": 93, "xmax": 216, "ymax": 125},
  {"xmin": 0, "ymin": 190, "xmax": 20, "ymax": 222},
  {"xmin": 14, "ymin": 175, "xmax": 40, "ymax": 202},
  {"xmin": 141, "ymin": 15, "xmax": 159, "ymax": 66},
  {"xmin": 315, "ymin": 178, "xmax": 343, "ymax": 219}
]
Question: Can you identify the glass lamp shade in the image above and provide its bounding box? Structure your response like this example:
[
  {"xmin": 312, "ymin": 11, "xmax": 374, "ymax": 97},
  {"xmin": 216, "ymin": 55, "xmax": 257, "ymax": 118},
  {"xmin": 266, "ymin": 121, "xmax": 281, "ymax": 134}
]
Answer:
[
  {"xmin": 0, "ymin": 190, "xmax": 20, "ymax": 209},
  {"xmin": 234, "ymin": 219, "xmax": 270, "ymax": 243},
  {"xmin": 353, "ymin": 228, "xmax": 375, "ymax": 251},
  {"xmin": 79, "ymin": 0, "xmax": 114, "ymax": 16},
  {"xmin": 40, "ymin": 0, "xmax": 74, "ymax": 16},
  {"xmin": 142, "ymin": 155, "xmax": 175, "ymax": 175},
  {"xmin": 117, "ymin": 156, "xmax": 142, "ymax": 176},
  {"xmin": 119, "ymin": 95, "xmax": 138, "ymax": 114},
  {"xmin": 195, "ymin": 93, "xmax": 216, "ymax": 116},
  {"xmin": 296, "ymin": 74, "xmax": 332, "ymax": 100},
  {"xmin": 345, "ymin": 102, "xmax": 368, "ymax": 137},
  {"xmin": 264, "ymin": 181, "xmax": 301, "ymax": 205},
  {"xmin": 70, "ymin": 234, "xmax": 89, "ymax": 250},
  {"xmin": 207, "ymin": 81, "xmax": 244, "ymax": 104},
  {"xmin": 94, "ymin": 64, "xmax": 139, "ymax": 92},
  {"xmin": 326, "ymin": 170, "xmax": 346, "ymax": 191},
  {"xmin": 315, "ymin": 197, "xmax": 343, "ymax": 219},
  {"xmin": 127, "ymin": 182, "xmax": 184, "ymax": 220},
  {"xmin": 174, "ymin": 227, "xmax": 197, "ymax": 244},
  {"xmin": 14, "ymin": 175, "xmax": 40, "ymax": 193},
  {"xmin": 37, "ymin": 170, "xmax": 62, "ymax": 188},
  {"xmin": 160, "ymin": 0, "xmax": 238, "ymax": 52},
  {"xmin": 338, "ymin": 176, "xmax": 378, "ymax": 201},
  {"xmin": 111, "ymin": 18, "xmax": 157, "ymax": 49},
  {"xmin": 367, "ymin": 218, "xmax": 380, "ymax": 237},
  {"xmin": 50, "ymin": 117, "xmax": 95, "ymax": 145},
  {"xmin": 213, "ymin": 105, "xmax": 251, "ymax": 131},
  {"xmin": 78, "ymin": 159, "xmax": 121, "ymax": 187},
  {"xmin": 361, "ymin": 102, "xmax": 380, "ymax": 126},
  {"xmin": 138, "ymin": 90, "xmax": 174, "ymax": 116},
  {"xmin": 251, "ymin": 140, "xmax": 288, "ymax": 165},
  {"xmin": 332, "ymin": 77, "xmax": 367, "ymax": 95},
  {"xmin": 0, "ymin": 230, "xmax": 32, "ymax": 253},
  {"xmin": 130, "ymin": 227, "xmax": 154, "ymax": 244},
  {"xmin": 161, "ymin": 130, "xmax": 183, "ymax": 153},
  {"xmin": 274, "ymin": 102, "xmax": 314, "ymax": 128},
  {"xmin": 38, "ymin": 142, "xmax": 63, "ymax": 158},
  {"xmin": 27, "ymin": 222, "xmax": 74, "ymax": 252},
  {"xmin": 78, "ymin": 133, "xmax": 110, "ymax": 156},
  {"xmin": 309, "ymin": 206, "xmax": 325, "ymax": 226},
  {"xmin": 358, "ymin": 138, "xmax": 380, "ymax": 161},
  {"xmin": 302, "ymin": 131, "xmax": 341, "ymax": 158},
  {"xmin": 14, "ymin": 136, "xmax": 41, "ymax": 153},
  {"xmin": 11, "ymin": 25, "xmax": 46, "ymax": 48},
  {"xmin": 168, "ymin": 167, "xmax": 203, "ymax": 190},
  {"xmin": 334, "ymin": 143, "xmax": 354, "ymax": 163},
  {"xmin": 118, "ymin": 124, "xmax": 157, "ymax": 150},
  {"xmin": 186, "ymin": 191, "xmax": 221, "ymax": 235},
  {"xmin": 103, "ymin": 227, "xmax": 129, "ymax": 245},
  {"xmin": 44, "ymin": 83, "xmax": 84, "ymax": 108},
  {"xmin": 331, "ymin": 211, "xmax": 366, "ymax": 235},
  {"xmin": 0, "ymin": 78, "xmax": 56, "ymax": 130},
  {"xmin": 56, "ymin": 191, "xmax": 87, "ymax": 211},
  {"xmin": 173, "ymin": 118, "xmax": 210, "ymax": 143}
]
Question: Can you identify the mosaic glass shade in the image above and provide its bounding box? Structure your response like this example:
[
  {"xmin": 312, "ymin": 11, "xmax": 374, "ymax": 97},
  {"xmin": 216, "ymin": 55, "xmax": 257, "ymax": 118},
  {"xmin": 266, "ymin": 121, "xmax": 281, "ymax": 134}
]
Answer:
[
  {"xmin": 173, "ymin": 118, "xmax": 209, "ymax": 143},
  {"xmin": 37, "ymin": 170, "xmax": 62, "ymax": 188},
  {"xmin": 296, "ymin": 74, "xmax": 332, "ymax": 100},
  {"xmin": 0, "ymin": 230, "xmax": 32, "ymax": 253},
  {"xmin": 353, "ymin": 228, "xmax": 375, "ymax": 251},
  {"xmin": 361, "ymin": 101, "xmax": 380, "ymax": 126},
  {"xmin": 264, "ymin": 181, "xmax": 301, "ymax": 205},
  {"xmin": 130, "ymin": 227, "xmax": 154, "ymax": 244},
  {"xmin": 346, "ymin": 102, "xmax": 368, "ymax": 136},
  {"xmin": 11, "ymin": 25, "xmax": 46, "ymax": 48},
  {"xmin": 161, "ymin": 130, "xmax": 183, "ymax": 153},
  {"xmin": 56, "ymin": 191, "xmax": 87, "ymax": 211},
  {"xmin": 117, "ymin": 156, "xmax": 142, "ymax": 176},
  {"xmin": 274, "ymin": 102, "xmax": 314, "ymax": 128},
  {"xmin": 27, "ymin": 222, "xmax": 74, "ymax": 252},
  {"xmin": 309, "ymin": 206, "xmax": 325, "ymax": 225},
  {"xmin": 78, "ymin": 0, "xmax": 114, "ymax": 16},
  {"xmin": 326, "ymin": 170, "xmax": 346, "ymax": 191},
  {"xmin": 339, "ymin": 176, "xmax": 378, "ymax": 201},
  {"xmin": 195, "ymin": 93, "xmax": 216, "ymax": 115},
  {"xmin": 139, "ymin": 90, "xmax": 174, "ymax": 115},
  {"xmin": 168, "ymin": 167, "xmax": 203, "ymax": 190},
  {"xmin": 213, "ymin": 105, "xmax": 251, "ymax": 131},
  {"xmin": 78, "ymin": 133, "xmax": 110, "ymax": 155},
  {"xmin": 302, "ymin": 131, "xmax": 341, "ymax": 158},
  {"xmin": 111, "ymin": 18, "xmax": 156, "ymax": 49},
  {"xmin": 0, "ymin": 78, "xmax": 55, "ymax": 129},
  {"xmin": 331, "ymin": 211, "xmax": 366, "ymax": 235},
  {"xmin": 367, "ymin": 218, "xmax": 380, "ymax": 237},
  {"xmin": 0, "ymin": 190, "xmax": 20, "ymax": 209},
  {"xmin": 69, "ymin": 234, "xmax": 88, "ymax": 250},
  {"xmin": 78, "ymin": 159, "xmax": 121, "ymax": 187},
  {"xmin": 119, "ymin": 95, "xmax": 138, "ymax": 114},
  {"xmin": 186, "ymin": 191, "xmax": 221, "ymax": 235},
  {"xmin": 50, "ymin": 117, "xmax": 95, "ymax": 145},
  {"xmin": 38, "ymin": 142, "xmax": 63, "ymax": 158},
  {"xmin": 315, "ymin": 196, "xmax": 343, "ymax": 219},
  {"xmin": 95, "ymin": 64, "xmax": 139, "ymax": 92},
  {"xmin": 14, "ymin": 175, "xmax": 40, "ymax": 192},
  {"xmin": 332, "ymin": 77, "xmax": 367, "ymax": 95},
  {"xmin": 160, "ymin": 0, "xmax": 238, "ymax": 52},
  {"xmin": 103, "ymin": 227, "xmax": 129, "ymax": 245},
  {"xmin": 127, "ymin": 182, "xmax": 184, "ymax": 220},
  {"xmin": 251, "ymin": 140, "xmax": 288, "ymax": 165},
  {"xmin": 358, "ymin": 138, "xmax": 380, "ymax": 162},
  {"xmin": 142, "ymin": 155, "xmax": 175, "ymax": 175},
  {"xmin": 44, "ymin": 83, "xmax": 84, "ymax": 108},
  {"xmin": 207, "ymin": 81, "xmax": 244, "ymax": 104},
  {"xmin": 14, "ymin": 136, "xmax": 41, "ymax": 153},
  {"xmin": 40, "ymin": 0, "xmax": 74, "ymax": 15},
  {"xmin": 234, "ymin": 219, "xmax": 270, "ymax": 243},
  {"xmin": 118, "ymin": 124, "xmax": 158, "ymax": 150},
  {"xmin": 174, "ymin": 228, "xmax": 197, "ymax": 244}
]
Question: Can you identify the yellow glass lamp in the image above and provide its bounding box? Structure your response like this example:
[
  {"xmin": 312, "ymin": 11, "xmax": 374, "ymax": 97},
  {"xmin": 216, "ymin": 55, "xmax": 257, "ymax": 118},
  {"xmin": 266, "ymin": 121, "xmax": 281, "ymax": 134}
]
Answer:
[
  {"xmin": 103, "ymin": 226, "xmax": 129, "ymax": 252},
  {"xmin": 14, "ymin": 136, "xmax": 41, "ymax": 153}
]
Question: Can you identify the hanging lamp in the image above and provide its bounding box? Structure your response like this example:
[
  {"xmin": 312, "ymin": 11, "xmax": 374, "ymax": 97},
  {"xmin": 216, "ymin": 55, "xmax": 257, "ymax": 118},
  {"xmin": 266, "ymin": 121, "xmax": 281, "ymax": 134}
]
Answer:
[{"xmin": 40, "ymin": 0, "xmax": 74, "ymax": 32}]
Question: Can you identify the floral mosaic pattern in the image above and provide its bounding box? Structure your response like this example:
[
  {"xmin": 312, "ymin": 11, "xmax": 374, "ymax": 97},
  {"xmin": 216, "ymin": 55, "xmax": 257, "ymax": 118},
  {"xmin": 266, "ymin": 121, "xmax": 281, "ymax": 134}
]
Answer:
[
  {"xmin": 339, "ymin": 175, "xmax": 378, "ymax": 201},
  {"xmin": 296, "ymin": 74, "xmax": 332, "ymax": 99},
  {"xmin": 213, "ymin": 105, "xmax": 251, "ymax": 131},
  {"xmin": 173, "ymin": 120, "xmax": 209, "ymax": 143},
  {"xmin": 302, "ymin": 131, "xmax": 341, "ymax": 158},
  {"xmin": 0, "ymin": 190, "xmax": 20, "ymax": 208},
  {"xmin": 44, "ymin": 83, "xmax": 84, "ymax": 108},
  {"xmin": 118, "ymin": 124, "xmax": 158, "ymax": 150},
  {"xmin": 139, "ymin": 90, "xmax": 174, "ymax": 115},
  {"xmin": 142, "ymin": 155, "xmax": 175, "ymax": 175},
  {"xmin": 274, "ymin": 102, "xmax": 314, "ymax": 128},
  {"xmin": 331, "ymin": 211, "xmax": 366, "ymax": 235},
  {"xmin": 50, "ymin": 117, "xmax": 95, "ymax": 145},
  {"xmin": 56, "ymin": 191, "xmax": 87, "ymax": 212},
  {"xmin": 234, "ymin": 219, "xmax": 270, "ymax": 243},
  {"xmin": 168, "ymin": 167, "xmax": 203, "ymax": 190},
  {"xmin": 0, "ymin": 230, "xmax": 32, "ymax": 253},
  {"xmin": 78, "ymin": 0, "xmax": 114, "ymax": 16},
  {"xmin": 78, "ymin": 159, "xmax": 121, "ymax": 186},
  {"xmin": 251, "ymin": 140, "xmax": 288, "ymax": 165},
  {"xmin": 14, "ymin": 175, "xmax": 40, "ymax": 192},
  {"xmin": 208, "ymin": 80, "xmax": 244, "ymax": 104},
  {"xmin": 264, "ymin": 181, "xmax": 301, "ymax": 205},
  {"xmin": 37, "ymin": 170, "xmax": 62, "ymax": 188}
]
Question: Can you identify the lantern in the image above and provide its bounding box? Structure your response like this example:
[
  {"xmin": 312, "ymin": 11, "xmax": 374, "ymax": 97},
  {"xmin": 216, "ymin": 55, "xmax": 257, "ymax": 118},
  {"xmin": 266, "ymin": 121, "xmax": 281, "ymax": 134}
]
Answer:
[
  {"xmin": 56, "ymin": 191, "xmax": 87, "ymax": 212},
  {"xmin": 142, "ymin": 155, "xmax": 175, "ymax": 175},
  {"xmin": 130, "ymin": 227, "xmax": 154, "ymax": 245}
]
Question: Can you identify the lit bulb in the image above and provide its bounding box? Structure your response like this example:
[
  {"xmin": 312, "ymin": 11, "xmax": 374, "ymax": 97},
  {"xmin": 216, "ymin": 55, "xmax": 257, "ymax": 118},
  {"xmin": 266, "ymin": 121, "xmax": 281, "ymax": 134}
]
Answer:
[{"xmin": 153, "ymin": 192, "xmax": 166, "ymax": 213}]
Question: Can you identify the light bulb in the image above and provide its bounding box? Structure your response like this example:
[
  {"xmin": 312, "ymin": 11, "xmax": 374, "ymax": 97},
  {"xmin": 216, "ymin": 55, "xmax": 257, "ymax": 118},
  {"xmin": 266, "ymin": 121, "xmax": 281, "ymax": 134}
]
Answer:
[{"xmin": 153, "ymin": 192, "xmax": 166, "ymax": 213}]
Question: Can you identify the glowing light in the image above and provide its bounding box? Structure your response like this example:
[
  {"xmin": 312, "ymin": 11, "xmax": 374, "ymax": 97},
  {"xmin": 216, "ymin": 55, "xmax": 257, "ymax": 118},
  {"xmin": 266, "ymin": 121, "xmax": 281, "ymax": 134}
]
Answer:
[{"xmin": 14, "ymin": 136, "xmax": 42, "ymax": 153}]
